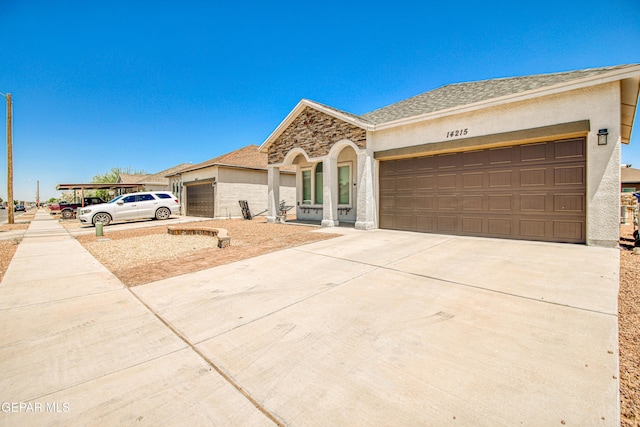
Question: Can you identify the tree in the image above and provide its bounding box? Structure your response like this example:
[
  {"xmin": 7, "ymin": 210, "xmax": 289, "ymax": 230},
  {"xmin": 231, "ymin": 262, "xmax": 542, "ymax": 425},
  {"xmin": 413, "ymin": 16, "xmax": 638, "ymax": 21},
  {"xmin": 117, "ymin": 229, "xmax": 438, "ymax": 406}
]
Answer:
[
  {"xmin": 92, "ymin": 166, "xmax": 146, "ymax": 201},
  {"xmin": 91, "ymin": 166, "xmax": 146, "ymax": 184}
]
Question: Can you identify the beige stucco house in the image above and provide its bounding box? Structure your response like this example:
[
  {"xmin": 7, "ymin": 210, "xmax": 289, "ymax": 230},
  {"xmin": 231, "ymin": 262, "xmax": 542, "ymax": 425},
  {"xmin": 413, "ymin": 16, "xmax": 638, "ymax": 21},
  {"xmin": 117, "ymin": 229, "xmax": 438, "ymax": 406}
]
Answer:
[
  {"xmin": 167, "ymin": 145, "xmax": 295, "ymax": 218},
  {"xmin": 621, "ymin": 166, "xmax": 640, "ymax": 192},
  {"xmin": 118, "ymin": 163, "xmax": 191, "ymax": 192},
  {"xmin": 260, "ymin": 64, "xmax": 640, "ymax": 247}
]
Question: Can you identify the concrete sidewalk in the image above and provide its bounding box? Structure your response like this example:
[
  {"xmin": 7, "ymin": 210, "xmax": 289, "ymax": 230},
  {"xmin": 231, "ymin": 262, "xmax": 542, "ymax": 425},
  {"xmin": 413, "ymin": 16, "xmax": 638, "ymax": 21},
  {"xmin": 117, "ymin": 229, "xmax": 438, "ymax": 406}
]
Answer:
[
  {"xmin": 0, "ymin": 211, "xmax": 275, "ymax": 426},
  {"xmin": 0, "ymin": 210, "xmax": 621, "ymax": 426}
]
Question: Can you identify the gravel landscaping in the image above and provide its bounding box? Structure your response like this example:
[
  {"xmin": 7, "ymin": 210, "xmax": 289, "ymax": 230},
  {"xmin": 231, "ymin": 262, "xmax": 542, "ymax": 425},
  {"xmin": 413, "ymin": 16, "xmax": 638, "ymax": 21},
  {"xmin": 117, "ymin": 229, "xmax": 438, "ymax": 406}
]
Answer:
[
  {"xmin": 74, "ymin": 217, "xmax": 342, "ymax": 286},
  {"xmin": 619, "ymin": 224, "xmax": 640, "ymax": 427}
]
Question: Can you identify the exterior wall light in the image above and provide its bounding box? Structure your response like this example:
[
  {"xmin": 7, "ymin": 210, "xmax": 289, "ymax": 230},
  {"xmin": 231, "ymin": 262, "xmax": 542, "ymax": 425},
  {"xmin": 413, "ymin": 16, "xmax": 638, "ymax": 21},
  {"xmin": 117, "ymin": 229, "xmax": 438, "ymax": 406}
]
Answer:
[{"xmin": 597, "ymin": 128, "xmax": 608, "ymax": 145}]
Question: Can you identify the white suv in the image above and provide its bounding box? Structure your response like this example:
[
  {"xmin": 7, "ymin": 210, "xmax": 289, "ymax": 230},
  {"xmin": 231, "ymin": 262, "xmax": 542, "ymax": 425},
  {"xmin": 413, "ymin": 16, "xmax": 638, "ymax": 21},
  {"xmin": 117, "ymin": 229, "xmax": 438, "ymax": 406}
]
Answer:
[{"xmin": 78, "ymin": 191, "xmax": 180, "ymax": 226}]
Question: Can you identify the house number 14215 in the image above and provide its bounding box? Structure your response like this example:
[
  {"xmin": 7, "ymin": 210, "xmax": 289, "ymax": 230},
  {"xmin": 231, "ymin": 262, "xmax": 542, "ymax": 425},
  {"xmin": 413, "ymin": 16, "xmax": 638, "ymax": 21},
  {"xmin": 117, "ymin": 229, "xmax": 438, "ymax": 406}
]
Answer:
[{"xmin": 446, "ymin": 128, "xmax": 468, "ymax": 138}]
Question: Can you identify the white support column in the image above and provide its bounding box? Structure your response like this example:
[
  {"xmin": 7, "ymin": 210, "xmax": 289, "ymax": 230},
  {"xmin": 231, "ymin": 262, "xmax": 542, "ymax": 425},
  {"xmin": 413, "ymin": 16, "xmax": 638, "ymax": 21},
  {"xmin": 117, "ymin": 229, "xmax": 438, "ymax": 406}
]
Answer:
[
  {"xmin": 355, "ymin": 151, "xmax": 376, "ymax": 230},
  {"xmin": 321, "ymin": 156, "xmax": 339, "ymax": 227},
  {"xmin": 267, "ymin": 166, "xmax": 280, "ymax": 223}
]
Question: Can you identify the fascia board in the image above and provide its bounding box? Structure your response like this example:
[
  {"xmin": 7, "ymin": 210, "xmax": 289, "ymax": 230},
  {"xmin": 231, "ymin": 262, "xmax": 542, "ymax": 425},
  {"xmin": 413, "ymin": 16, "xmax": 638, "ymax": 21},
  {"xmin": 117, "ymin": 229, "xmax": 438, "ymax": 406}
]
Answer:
[{"xmin": 374, "ymin": 65, "xmax": 640, "ymax": 131}]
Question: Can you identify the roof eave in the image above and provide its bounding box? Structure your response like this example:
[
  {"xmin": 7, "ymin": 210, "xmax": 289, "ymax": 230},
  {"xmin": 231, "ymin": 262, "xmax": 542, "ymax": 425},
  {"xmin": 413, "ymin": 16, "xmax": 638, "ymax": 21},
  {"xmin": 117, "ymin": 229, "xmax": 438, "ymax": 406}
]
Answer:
[
  {"xmin": 259, "ymin": 99, "xmax": 373, "ymax": 153},
  {"xmin": 374, "ymin": 64, "xmax": 640, "ymax": 131}
]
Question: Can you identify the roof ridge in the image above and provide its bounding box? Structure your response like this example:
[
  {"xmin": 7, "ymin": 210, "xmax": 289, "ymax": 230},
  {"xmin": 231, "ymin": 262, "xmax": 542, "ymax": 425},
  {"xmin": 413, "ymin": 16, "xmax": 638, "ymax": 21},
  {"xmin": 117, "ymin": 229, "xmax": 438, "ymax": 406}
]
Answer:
[{"xmin": 359, "ymin": 64, "xmax": 640, "ymax": 124}]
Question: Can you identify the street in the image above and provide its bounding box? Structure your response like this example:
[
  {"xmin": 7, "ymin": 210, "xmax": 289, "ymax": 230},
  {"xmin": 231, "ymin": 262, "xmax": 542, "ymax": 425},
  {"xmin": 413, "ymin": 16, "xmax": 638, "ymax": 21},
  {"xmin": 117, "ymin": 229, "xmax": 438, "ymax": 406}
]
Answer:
[{"xmin": 0, "ymin": 207, "xmax": 28, "ymax": 224}]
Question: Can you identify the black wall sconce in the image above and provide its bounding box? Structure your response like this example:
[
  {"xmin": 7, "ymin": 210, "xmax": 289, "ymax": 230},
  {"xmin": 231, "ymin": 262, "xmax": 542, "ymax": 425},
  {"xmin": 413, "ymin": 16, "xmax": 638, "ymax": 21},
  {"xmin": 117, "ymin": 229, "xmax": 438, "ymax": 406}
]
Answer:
[{"xmin": 597, "ymin": 128, "xmax": 608, "ymax": 145}]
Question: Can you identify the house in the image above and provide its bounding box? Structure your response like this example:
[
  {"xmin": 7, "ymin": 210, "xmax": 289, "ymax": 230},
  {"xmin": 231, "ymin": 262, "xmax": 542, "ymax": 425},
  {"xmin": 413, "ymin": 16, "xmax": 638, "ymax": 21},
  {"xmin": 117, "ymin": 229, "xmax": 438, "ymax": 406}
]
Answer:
[
  {"xmin": 117, "ymin": 163, "xmax": 192, "ymax": 192},
  {"xmin": 260, "ymin": 64, "xmax": 640, "ymax": 247},
  {"xmin": 167, "ymin": 145, "xmax": 296, "ymax": 218},
  {"xmin": 621, "ymin": 166, "xmax": 640, "ymax": 192}
]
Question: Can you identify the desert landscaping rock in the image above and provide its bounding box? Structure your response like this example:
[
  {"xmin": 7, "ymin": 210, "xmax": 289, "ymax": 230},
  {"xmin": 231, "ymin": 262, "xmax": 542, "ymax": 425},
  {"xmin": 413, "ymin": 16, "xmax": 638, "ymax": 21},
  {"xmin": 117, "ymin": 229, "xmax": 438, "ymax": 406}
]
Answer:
[{"xmin": 75, "ymin": 217, "xmax": 341, "ymax": 286}]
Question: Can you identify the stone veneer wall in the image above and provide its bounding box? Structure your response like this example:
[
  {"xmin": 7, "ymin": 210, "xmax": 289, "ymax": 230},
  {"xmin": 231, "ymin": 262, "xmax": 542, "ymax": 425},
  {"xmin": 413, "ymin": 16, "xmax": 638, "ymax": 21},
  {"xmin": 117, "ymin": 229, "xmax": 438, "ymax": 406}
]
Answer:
[{"xmin": 268, "ymin": 107, "xmax": 366, "ymax": 164}]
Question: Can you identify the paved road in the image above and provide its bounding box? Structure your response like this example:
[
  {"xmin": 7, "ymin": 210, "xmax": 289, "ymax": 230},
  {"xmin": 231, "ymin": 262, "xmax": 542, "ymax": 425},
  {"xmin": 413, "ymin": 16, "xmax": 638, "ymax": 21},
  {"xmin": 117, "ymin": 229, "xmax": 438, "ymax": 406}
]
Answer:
[{"xmin": 0, "ymin": 207, "xmax": 29, "ymax": 224}]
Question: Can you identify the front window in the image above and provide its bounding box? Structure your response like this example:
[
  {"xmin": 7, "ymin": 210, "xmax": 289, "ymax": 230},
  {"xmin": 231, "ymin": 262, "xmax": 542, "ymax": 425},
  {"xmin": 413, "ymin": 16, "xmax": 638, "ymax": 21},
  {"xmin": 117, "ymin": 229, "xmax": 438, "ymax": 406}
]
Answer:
[
  {"xmin": 338, "ymin": 164, "xmax": 350, "ymax": 205},
  {"xmin": 315, "ymin": 162, "xmax": 323, "ymax": 204},
  {"xmin": 302, "ymin": 170, "xmax": 311, "ymax": 204}
]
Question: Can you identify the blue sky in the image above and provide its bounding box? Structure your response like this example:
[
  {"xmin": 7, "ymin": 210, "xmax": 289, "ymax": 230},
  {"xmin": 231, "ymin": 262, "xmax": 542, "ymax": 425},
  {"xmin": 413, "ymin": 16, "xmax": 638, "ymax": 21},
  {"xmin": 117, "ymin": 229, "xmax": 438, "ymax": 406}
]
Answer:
[{"xmin": 1, "ymin": 1, "xmax": 639, "ymax": 202}]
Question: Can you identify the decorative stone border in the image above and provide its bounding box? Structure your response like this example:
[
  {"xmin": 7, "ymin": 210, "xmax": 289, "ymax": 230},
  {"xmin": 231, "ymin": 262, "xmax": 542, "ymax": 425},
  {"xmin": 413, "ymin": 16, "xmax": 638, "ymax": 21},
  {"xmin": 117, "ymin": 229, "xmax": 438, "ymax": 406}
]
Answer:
[{"xmin": 167, "ymin": 226, "xmax": 230, "ymax": 248}]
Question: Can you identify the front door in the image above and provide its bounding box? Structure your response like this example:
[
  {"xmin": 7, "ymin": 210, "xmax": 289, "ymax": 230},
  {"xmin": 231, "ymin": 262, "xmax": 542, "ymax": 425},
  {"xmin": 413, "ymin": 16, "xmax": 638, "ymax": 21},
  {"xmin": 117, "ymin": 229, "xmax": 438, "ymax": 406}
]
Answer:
[{"xmin": 114, "ymin": 194, "xmax": 140, "ymax": 220}]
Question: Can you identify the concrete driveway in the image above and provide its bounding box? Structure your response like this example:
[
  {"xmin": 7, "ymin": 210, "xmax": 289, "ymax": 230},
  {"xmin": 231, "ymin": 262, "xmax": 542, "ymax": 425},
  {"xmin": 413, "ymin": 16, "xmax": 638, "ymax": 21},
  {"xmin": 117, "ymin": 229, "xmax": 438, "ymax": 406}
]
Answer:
[{"xmin": 0, "ymin": 214, "xmax": 620, "ymax": 426}]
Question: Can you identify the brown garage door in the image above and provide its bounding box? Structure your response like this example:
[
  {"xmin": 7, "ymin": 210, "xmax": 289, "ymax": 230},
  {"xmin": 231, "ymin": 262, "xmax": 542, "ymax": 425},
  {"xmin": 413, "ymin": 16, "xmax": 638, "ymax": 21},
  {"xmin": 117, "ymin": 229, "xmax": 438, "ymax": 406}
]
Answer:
[
  {"xmin": 186, "ymin": 183, "xmax": 214, "ymax": 218},
  {"xmin": 379, "ymin": 138, "xmax": 586, "ymax": 243}
]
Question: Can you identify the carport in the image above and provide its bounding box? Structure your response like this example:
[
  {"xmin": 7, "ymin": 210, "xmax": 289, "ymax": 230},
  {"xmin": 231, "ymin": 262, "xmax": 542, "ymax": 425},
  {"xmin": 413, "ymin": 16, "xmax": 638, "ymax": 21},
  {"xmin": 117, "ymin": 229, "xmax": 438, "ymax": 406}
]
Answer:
[{"xmin": 55, "ymin": 183, "xmax": 144, "ymax": 207}]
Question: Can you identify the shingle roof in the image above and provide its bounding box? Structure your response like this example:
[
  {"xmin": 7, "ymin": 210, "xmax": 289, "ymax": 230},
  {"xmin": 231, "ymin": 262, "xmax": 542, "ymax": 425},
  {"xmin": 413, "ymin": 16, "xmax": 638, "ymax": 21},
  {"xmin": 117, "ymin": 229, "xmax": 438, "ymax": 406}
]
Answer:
[
  {"xmin": 119, "ymin": 163, "xmax": 191, "ymax": 185},
  {"xmin": 118, "ymin": 173, "xmax": 147, "ymax": 184},
  {"xmin": 359, "ymin": 64, "xmax": 639, "ymax": 124},
  {"xmin": 622, "ymin": 166, "xmax": 640, "ymax": 183},
  {"xmin": 174, "ymin": 145, "xmax": 295, "ymax": 174}
]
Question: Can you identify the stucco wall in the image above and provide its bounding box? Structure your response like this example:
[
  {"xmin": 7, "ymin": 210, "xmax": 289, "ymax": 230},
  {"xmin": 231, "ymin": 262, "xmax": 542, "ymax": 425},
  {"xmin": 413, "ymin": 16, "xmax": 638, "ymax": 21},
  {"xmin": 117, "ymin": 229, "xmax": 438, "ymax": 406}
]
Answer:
[
  {"xmin": 178, "ymin": 166, "xmax": 295, "ymax": 219},
  {"xmin": 216, "ymin": 167, "xmax": 296, "ymax": 218},
  {"xmin": 370, "ymin": 82, "xmax": 623, "ymax": 247}
]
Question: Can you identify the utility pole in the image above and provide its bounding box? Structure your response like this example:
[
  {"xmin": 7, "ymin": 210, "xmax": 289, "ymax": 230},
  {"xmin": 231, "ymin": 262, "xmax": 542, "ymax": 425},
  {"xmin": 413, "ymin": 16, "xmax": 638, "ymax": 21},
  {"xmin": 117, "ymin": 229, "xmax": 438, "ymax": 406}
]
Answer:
[{"xmin": 6, "ymin": 93, "xmax": 14, "ymax": 224}]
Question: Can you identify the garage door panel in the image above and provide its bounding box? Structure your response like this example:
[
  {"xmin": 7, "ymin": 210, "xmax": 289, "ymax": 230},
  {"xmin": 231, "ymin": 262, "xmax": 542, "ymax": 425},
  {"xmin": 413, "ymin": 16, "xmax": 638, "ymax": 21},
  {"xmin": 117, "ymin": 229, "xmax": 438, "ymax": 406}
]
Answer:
[
  {"xmin": 488, "ymin": 195, "xmax": 512, "ymax": 211},
  {"xmin": 519, "ymin": 219, "xmax": 547, "ymax": 238},
  {"xmin": 380, "ymin": 195, "xmax": 396, "ymax": 209},
  {"xmin": 462, "ymin": 150, "xmax": 485, "ymax": 167},
  {"xmin": 380, "ymin": 177, "xmax": 395, "ymax": 192},
  {"xmin": 520, "ymin": 194, "xmax": 546, "ymax": 212},
  {"xmin": 553, "ymin": 221, "xmax": 584, "ymax": 241},
  {"xmin": 378, "ymin": 138, "xmax": 586, "ymax": 243},
  {"xmin": 396, "ymin": 196, "xmax": 414, "ymax": 210},
  {"xmin": 462, "ymin": 172, "xmax": 483, "ymax": 188},
  {"xmin": 437, "ymin": 195, "xmax": 457, "ymax": 211},
  {"xmin": 395, "ymin": 214, "xmax": 415, "ymax": 230},
  {"xmin": 437, "ymin": 153, "xmax": 457, "ymax": 169},
  {"xmin": 554, "ymin": 194, "xmax": 585, "ymax": 213},
  {"xmin": 555, "ymin": 138, "xmax": 585, "ymax": 159},
  {"xmin": 186, "ymin": 184, "xmax": 214, "ymax": 218},
  {"xmin": 461, "ymin": 217, "xmax": 483, "ymax": 233},
  {"xmin": 437, "ymin": 174, "xmax": 457, "ymax": 189},
  {"xmin": 415, "ymin": 156, "xmax": 435, "ymax": 171},
  {"xmin": 521, "ymin": 143, "xmax": 547, "ymax": 162},
  {"xmin": 436, "ymin": 216, "xmax": 456, "ymax": 232},
  {"xmin": 396, "ymin": 177, "xmax": 415, "ymax": 191},
  {"xmin": 462, "ymin": 195, "xmax": 483, "ymax": 211},
  {"xmin": 489, "ymin": 170, "xmax": 513, "ymax": 188},
  {"xmin": 489, "ymin": 147, "xmax": 513, "ymax": 164},
  {"xmin": 415, "ymin": 195, "xmax": 434, "ymax": 210},
  {"xmin": 520, "ymin": 168, "xmax": 546, "ymax": 186},
  {"xmin": 488, "ymin": 218, "xmax": 512, "ymax": 235},
  {"xmin": 416, "ymin": 215, "xmax": 435, "ymax": 231},
  {"xmin": 554, "ymin": 166, "xmax": 585, "ymax": 186},
  {"xmin": 415, "ymin": 175, "xmax": 434, "ymax": 190}
]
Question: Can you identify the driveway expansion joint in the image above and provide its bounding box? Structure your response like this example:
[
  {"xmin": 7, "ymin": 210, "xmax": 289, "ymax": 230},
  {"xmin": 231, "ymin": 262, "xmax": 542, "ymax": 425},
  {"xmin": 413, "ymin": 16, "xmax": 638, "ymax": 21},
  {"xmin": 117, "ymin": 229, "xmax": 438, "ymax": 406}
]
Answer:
[{"xmin": 293, "ymin": 247, "xmax": 618, "ymax": 317}]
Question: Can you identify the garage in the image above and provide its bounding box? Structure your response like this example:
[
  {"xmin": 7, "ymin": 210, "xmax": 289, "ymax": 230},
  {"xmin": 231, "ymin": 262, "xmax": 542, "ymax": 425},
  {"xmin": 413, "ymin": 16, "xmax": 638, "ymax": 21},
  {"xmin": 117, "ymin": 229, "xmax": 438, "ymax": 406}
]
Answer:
[
  {"xmin": 186, "ymin": 182, "xmax": 215, "ymax": 218},
  {"xmin": 379, "ymin": 138, "xmax": 586, "ymax": 243}
]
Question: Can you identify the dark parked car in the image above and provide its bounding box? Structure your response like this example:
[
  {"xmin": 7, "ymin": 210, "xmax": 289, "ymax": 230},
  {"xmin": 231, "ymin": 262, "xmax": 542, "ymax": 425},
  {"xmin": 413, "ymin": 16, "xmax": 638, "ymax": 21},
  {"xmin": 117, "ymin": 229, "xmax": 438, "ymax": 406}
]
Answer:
[{"xmin": 14, "ymin": 205, "xmax": 25, "ymax": 212}]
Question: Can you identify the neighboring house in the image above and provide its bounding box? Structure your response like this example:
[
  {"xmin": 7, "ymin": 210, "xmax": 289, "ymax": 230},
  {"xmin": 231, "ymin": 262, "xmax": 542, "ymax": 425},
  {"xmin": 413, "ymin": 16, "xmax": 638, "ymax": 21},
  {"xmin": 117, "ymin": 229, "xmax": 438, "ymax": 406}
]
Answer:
[
  {"xmin": 621, "ymin": 166, "xmax": 640, "ymax": 192},
  {"xmin": 167, "ymin": 145, "xmax": 296, "ymax": 219},
  {"xmin": 260, "ymin": 64, "xmax": 640, "ymax": 247},
  {"xmin": 117, "ymin": 163, "xmax": 192, "ymax": 192}
]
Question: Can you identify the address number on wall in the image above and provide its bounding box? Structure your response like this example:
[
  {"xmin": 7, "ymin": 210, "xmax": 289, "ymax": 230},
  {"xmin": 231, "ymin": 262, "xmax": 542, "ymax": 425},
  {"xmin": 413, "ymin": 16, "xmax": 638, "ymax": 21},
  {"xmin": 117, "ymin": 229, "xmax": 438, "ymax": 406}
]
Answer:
[{"xmin": 446, "ymin": 128, "xmax": 468, "ymax": 138}]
